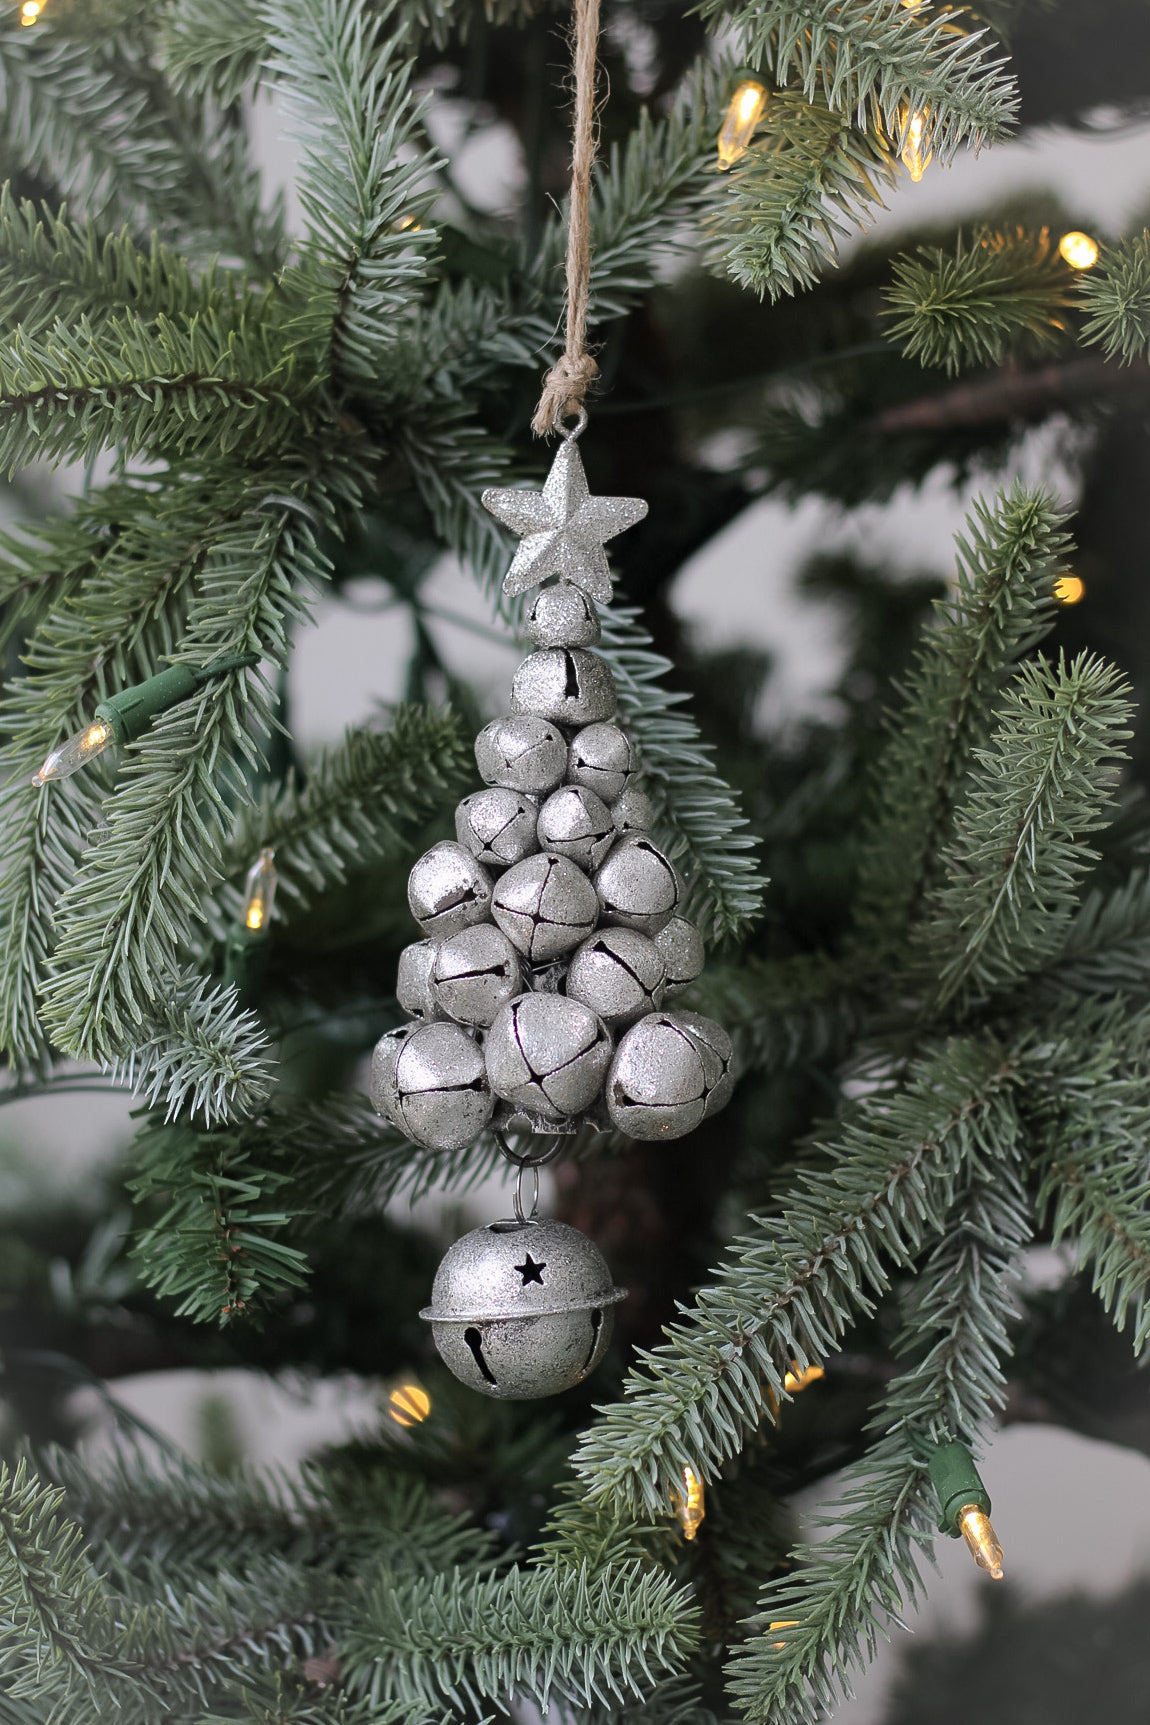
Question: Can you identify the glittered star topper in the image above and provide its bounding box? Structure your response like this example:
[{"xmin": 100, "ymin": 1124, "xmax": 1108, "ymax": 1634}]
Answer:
[{"xmin": 481, "ymin": 435, "xmax": 647, "ymax": 603}]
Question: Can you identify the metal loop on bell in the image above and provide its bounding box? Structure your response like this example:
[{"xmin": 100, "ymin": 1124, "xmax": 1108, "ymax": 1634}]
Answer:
[
  {"xmin": 494, "ymin": 1128, "xmax": 566, "ymax": 1170},
  {"xmin": 514, "ymin": 1161, "xmax": 540, "ymax": 1224},
  {"xmin": 561, "ymin": 408, "xmax": 589, "ymax": 443}
]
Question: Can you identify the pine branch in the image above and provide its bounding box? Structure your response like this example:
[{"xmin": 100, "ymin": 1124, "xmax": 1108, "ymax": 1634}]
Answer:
[
  {"xmin": 870, "ymin": 353, "xmax": 1149, "ymax": 433},
  {"xmin": 1031, "ymin": 1017, "xmax": 1150, "ymax": 1354},
  {"xmin": 394, "ymin": 405, "xmax": 516, "ymax": 598},
  {"xmin": 571, "ymin": 1037, "xmax": 1020, "ymax": 1518},
  {"xmin": 108, "ymin": 968, "xmax": 275, "ymax": 1124},
  {"xmin": 40, "ymin": 462, "xmax": 361, "ymax": 1118},
  {"xmin": 700, "ymin": 0, "xmax": 1017, "ymax": 159},
  {"xmin": 725, "ymin": 1148, "xmax": 1029, "ymax": 1724},
  {"xmin": 341, "ymin": 1560, "xmax": 699, "ymax": 1716},
  {"xmin": 0, "ymin": 310, "xmax": 313, "ymax": 475},
  {"xmin": 597, "ymin": 605, "xmax": 766, "ymax": 943},
  {"xmin": 919, "ymin": 650, "xmax": 1132, "ymax": 1011},
  {"xmin": 266, "ymin": 1094, "xmax": 506, "ymax": 1219},
  {"xmin": 691, "ymin": 952, "xmax": 860, "ymax": 1073},
  {"xmin": 0, "ymin": 30, "xmax": 183, "ymax": 231},
  {"xmin": 852, "ymin": 483, "xmax": 1069, "ymax": 964},
  {"xmin": 707, "ymin": 88, "xmax": 899, "ymax": 300},
  {"xmin": 158, "ymin": 0, "xmax": 268, "ymax": 106},
  {"xmin": 1079, "ymin": 229, "xmax": 1150, "ymax": 363},
  {"xmin": 0, "ymin": 190, "xmax": 223, "ymax": 344},
  {"xmin": 1038, "ymin": 866, "xmax": 1150, "ymax": 999},
  {"xmin": 218, "ymin": 706, "xmax": 471, "ymax": 928},
  {"xmin": 0, "ymin": 1459, "xmax": 111, "ymax": 1703},
  {"xmin": 267, "ymin": 0, "xmax": 439, "ymax": 392},
  {"xmin": 35, "ymin": 1447, "xmax": 496, "ymax": 1586},
  {"xmin": 883, "ymin": 226, "xmax": 1074, "ymax": 376}
]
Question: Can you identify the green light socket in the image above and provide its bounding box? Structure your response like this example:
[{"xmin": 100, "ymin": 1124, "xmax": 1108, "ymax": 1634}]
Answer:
[
  {"xmin": 927, "ymin": 1440, "xmax": 992, "ymax": 1537},
  {"xmin": 93, "ymin": 654, "xmax": 259, "ymax": 747}
]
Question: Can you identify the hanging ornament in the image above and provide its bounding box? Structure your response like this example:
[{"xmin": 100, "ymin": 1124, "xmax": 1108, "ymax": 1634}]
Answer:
[{"xmin": 372, "ymin": 0, "xmax": 734, "ymax": 1400}]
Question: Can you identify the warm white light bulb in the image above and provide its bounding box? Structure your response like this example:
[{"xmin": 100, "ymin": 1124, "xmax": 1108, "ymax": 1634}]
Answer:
[
  {"xmin": 959, "ymin": 1504, "xmax": 1004, "ymax": 1580},
  {"xmin": 241, "ymin": 847, "xmax": 278, "ymax": 932},
  {"xmin": 717, "ymin": 80, "xmax": 768, "ymax": 168},
  {"xmin": 32, "ymin": 719, "xmax": 114, "ymax": 787},
  {"xmin": 1059, "ymin": 230, "xmax": 1099, "ymax": 271},
  {"xmin": 900, "ymin": 108, "xmax": 933, "ymax": 182}
]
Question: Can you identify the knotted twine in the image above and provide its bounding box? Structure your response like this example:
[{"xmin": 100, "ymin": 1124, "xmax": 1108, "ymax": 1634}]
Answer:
[{"xmin": 531, "ymin": 0, "xmax": 602, "ymax": 437}]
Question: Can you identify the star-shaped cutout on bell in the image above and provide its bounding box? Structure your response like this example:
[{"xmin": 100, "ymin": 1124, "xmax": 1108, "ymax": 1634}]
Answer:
[
  {"xmin": 482, "ymin": 437, "xmax": 648, "ymax": 603},
  {"xmin": 514, "ymin": 1252, "xmax": 547, "ymax": 1286}
]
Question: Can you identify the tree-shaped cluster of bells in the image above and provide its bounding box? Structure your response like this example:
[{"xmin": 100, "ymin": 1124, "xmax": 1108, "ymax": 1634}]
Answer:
[{"xmin": 371, "ymin": 416, "xmax": 733, "ymax": 1399}]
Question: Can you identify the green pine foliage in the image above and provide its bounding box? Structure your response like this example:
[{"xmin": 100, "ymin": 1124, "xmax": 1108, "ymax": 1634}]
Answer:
[
  {"xmin": 0, "ymin": 3, "xmax": 1147, "ymax": 1723},
  {"xmin": 883, "ymin": 225, "xmax": 1075, "ymax": 374}
]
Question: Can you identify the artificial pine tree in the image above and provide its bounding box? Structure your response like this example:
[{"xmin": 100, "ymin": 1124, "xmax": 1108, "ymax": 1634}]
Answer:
[{"xmin": 0, "ymin": 1, "xmax": 1149, "ymax": 1722}]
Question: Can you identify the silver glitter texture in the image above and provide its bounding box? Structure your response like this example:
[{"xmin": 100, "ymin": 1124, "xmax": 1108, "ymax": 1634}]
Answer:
[
  {"xmin": 396, "ymin": 940, "xmax": 440, "ymax": 1020},
  {"xmin": 565, "ymin": 927, "xmax": 666, "ymax": 1029},
  {"xmin": 536, "ymin": 784, "xmax": 616, "ymax": 872},
  {"xmin": 510, "ymin": 648, "xmax": 617, "ymax": 728},
  {"xmin": 371, "ymin": 1021, "xmax": 493, "ymax": 1150},
  {"xmin": 605, "ymin": 1010, "xmax": 718, "ymax": 1141},
  {"xmin": 420, "ymin": 1216, "xmax": 626, "ymax": 1399},
  {"xmin": 593, "ymin": 832, "xmax": 682, "ymax": 936},
  {"xmin": 676, "ymin": 1010, "xmax": 735, "ymax": 1118},
  {"xmin": 653, "ymin": 916, "xmax": 706, "ymax": 999},
  {"xmin": 567, "ymin": 722, "xmax": 633, "ymax": 803},
  {"xmin": 432, "ymin": 924, "xmax": 522, "ymax": 1028},
  {"xmin": 481, "ymin": 435, "xmax": 647, "ymax": 604},
  {"xmin": 485, "ymin": 991, "xmax": 612, "ymax": 1119},
  {"xmin": 475, "ymin": 715, "xmax": 567, "ymax": 796},
  {"xmin": 455, "ymin": 786, "xmax": 539, "ymax": 870},
  {"xmin": 525, "ymin": 583, "xmax": 601, "ymax": 648},
  {"xmin": 491, "ymin": 851, "xmax": 599, "ymax": 962},
  {"xmin": 408, "ymin": 841, "xmax": 493, "ymax": 940},
  {"xmin": 611, "ymin": 784, "xmax": 654, "ymax": 835}
]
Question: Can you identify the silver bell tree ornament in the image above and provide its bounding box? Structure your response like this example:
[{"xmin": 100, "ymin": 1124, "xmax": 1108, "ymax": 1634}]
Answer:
[{"xmin": 370, "ymin": 410, "xmax": 735, "ymax": 1399}]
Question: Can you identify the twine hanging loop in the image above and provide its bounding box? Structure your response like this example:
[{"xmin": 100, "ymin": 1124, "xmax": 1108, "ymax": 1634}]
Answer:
[{"xmin": 532, "ymin": 0, "xmax": 602, "ymax": 437}]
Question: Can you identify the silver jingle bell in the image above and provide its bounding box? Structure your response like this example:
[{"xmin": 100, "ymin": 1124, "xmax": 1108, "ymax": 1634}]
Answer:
[
  {"xmin": 475, "ymin": 715, "xmax": 567, "ymax": 796},
  {"xmin": 396, "ymin": 939, "xmax": 441, "ymax": 1020},
  {"xmin": 565, "ymin": 927, "xmax": 666, "ymax": 1029},
  {"xmin": 420, "ymin": 1216, "xmax": 626, "ymax": 1400},
  {"xmin": 525, "ymin": 583, "xmax": 601, "ymax": 649},
  {"xmin": 491, "ymin": 851, "xmax": 599, "ymax": 963},
  {"xmin": 605, "ymin": 1009, "xmax": 724, "ymax": 1141},
  {"xmin": 653, "ymin": 915, "xmax": 706, "ymax": 999},
  {"xmin": 371, "ymin": 1020, "xmax": 493, "ymax": 1150},
  {"xmin": 455, "ymin": 786, "xmax": 539, "ymax": 870},
  {"xmin": 674, "ymin": 1009, "xmax": 735, "ymax": 1118},
  {"xmin": 593, "ymin": 832, "xmax": 682, "ymax": 936},
  {"xmin": 432, "ymin": 923, "xmax": 522, "ymax": 1028},
  {"xmin": 567, "ymin": 721, "xmax": 633, "ymax": 803},
  {"xmin": 510, "ymin": 648, "xmax": 618, "ymax": 728},
  {"xmin": 536, "ymin": 784, "xmax": 616, "ymax": 872},
  {"xmin": 485, "ymin": 991, "xmax": 613, "ymax": 1119},
  {"xmin": 611, "ymin": 784, "xmax": 654, "ymax": 835},
  {"xmin": 408, "ymin": 841, "xmax": 493, "ymax": 940}
]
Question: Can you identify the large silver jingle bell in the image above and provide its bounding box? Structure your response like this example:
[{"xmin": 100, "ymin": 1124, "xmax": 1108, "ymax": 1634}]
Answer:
[
  {"xmin": 510, "ymin": 648, "xmax": 617, "ymax": 728},
  {"xmin": 605, "ymin": 1009, "xmax": 731, "ymax": 1141},
  {"xmin": 371, "ymin": 1020, "xmax": 493, "ymax": 1150},
  {"xmin": 485, "ymin": 990, "xmax": 613, "ymax": 1119},
  {"xmin": 420, "ymin": 1216, "xmax": 626, "ymax": 1399},
  {"xmin": 432, "ymin": 923, "xmax": 522, "ymax": 1028},
  {"xmin": 525, "ymin": 583, "xmax": 601, "ymax": 648},
  {"xmin": 565, "ymin": 926, "xmax": 666, "ymax": 1029},
  {"xmin": 593, "ymin": 832, "xmax": 682, "ymax": 936},
  {"xmin": 455, "ymin": 786, "xmax": 539, "ymax": 870},
  {"xmin": 567, "ymin": 722, "xmax": 633, "ymax": 803},
  {"xmin": 653, "ymin": 915, "xmax": 706, "ymax": 999},
  {"xmin": 408, "ymin": 841, "xmax": 493, "ymax": 940},
  {"xmin": 536, "ymin": 784, "xmax": 615, "ymax": 872},
  {"xmin": 491, "ymin": 851, "xmax": 599, "ymax": 963},
  {"xmin": 475, "ymin": 714, "xmax": 567, "ymax": 796}
]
